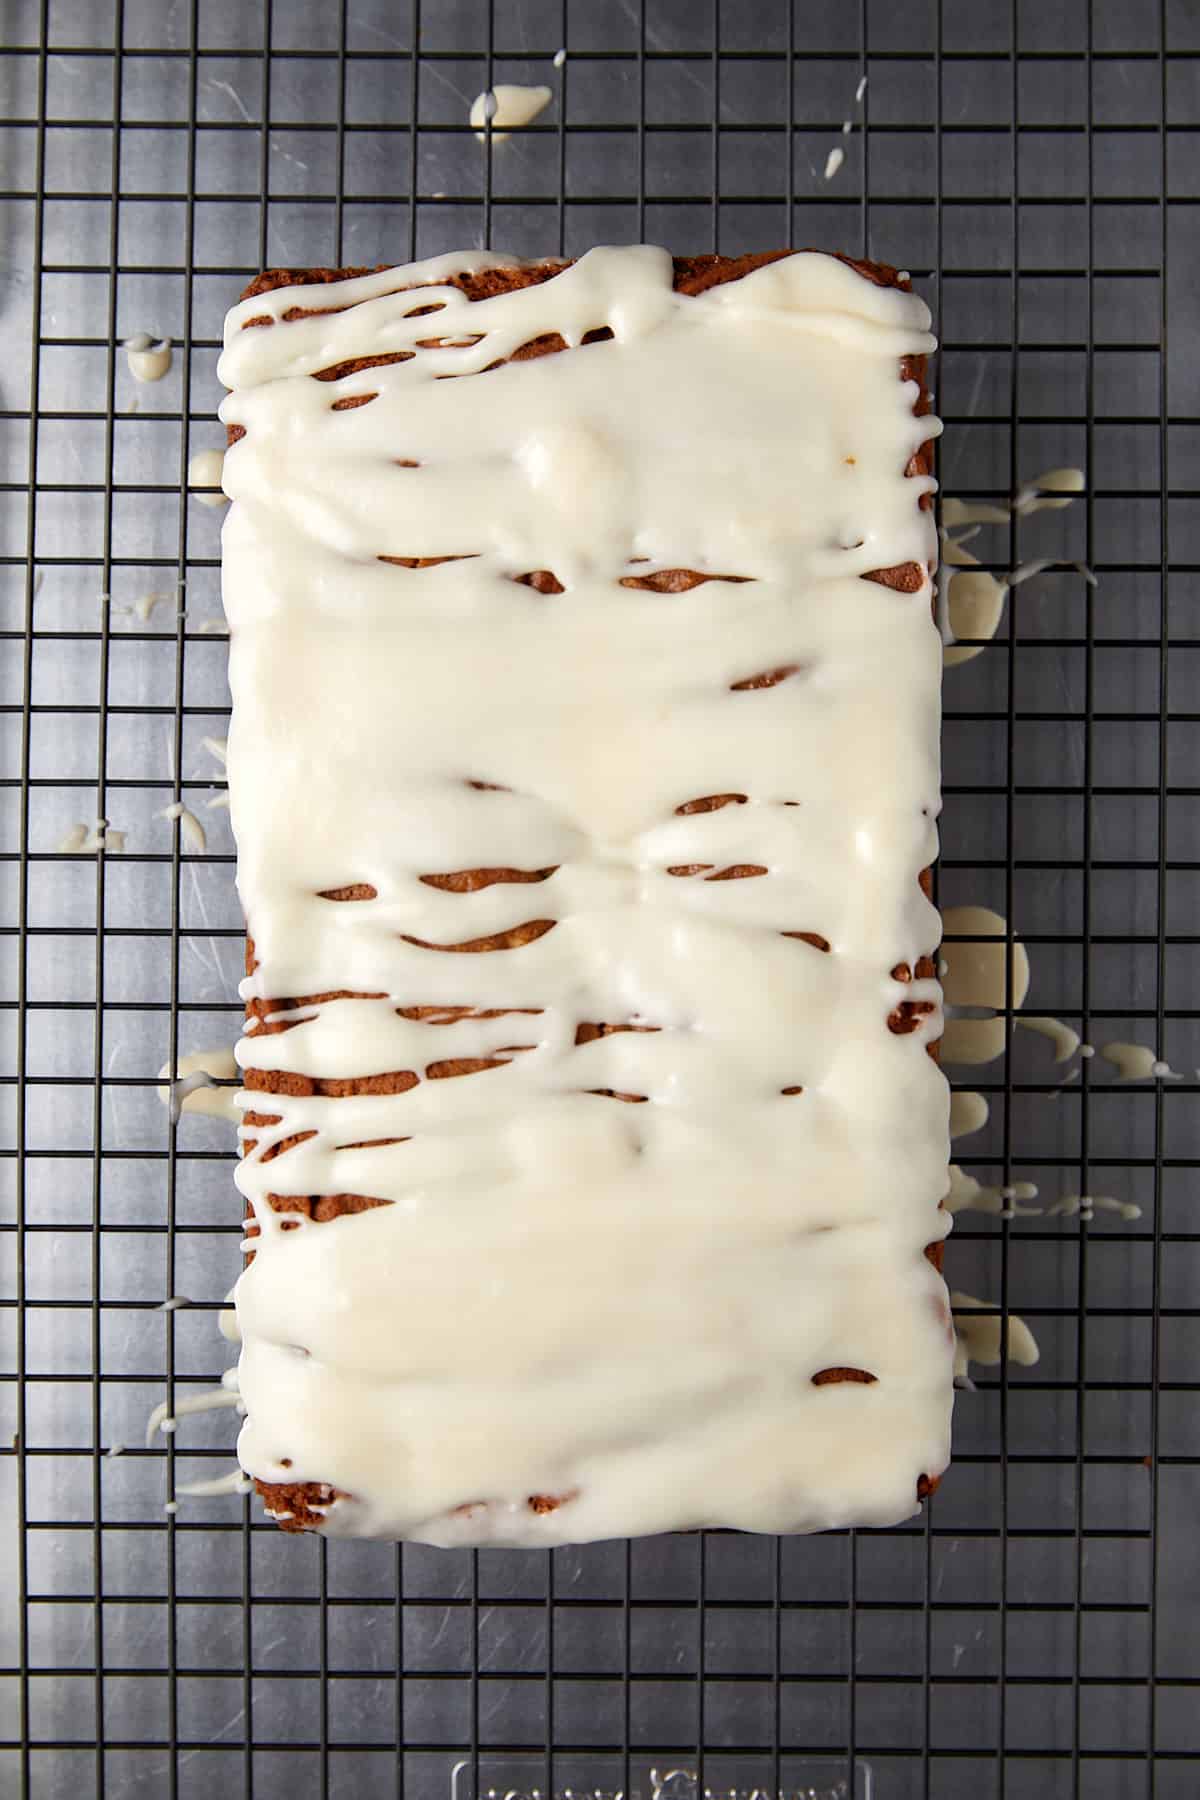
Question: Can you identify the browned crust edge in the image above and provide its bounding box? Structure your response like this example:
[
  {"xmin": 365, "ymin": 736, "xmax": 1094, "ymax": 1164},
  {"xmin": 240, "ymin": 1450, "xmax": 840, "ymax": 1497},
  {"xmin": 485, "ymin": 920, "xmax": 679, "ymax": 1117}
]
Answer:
[{"xmin": 230, "ymin": 250, "xmax": 944, "ymax": 1532}]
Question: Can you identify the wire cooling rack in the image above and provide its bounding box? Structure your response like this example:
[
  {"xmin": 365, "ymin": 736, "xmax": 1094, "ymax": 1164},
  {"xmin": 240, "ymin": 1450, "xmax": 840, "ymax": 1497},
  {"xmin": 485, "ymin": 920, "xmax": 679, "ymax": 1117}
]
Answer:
[{"xmin": 3, "ymin": 0, "xmax": 1198, "ymax": 1795}]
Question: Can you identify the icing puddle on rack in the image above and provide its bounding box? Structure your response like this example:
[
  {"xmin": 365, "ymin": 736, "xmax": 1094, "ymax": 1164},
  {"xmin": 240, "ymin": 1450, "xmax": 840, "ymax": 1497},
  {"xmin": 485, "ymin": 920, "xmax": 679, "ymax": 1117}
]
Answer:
[
  {"xmin": 187, "ymin": 447, "xmax": 227, "ymax": 506},
  {"xmin": 469, "ymin": 83, "xmax": 553, "ymax": 141},
  {"xmin": 933, "ymin": 896, "xmax": 1175, "ymax": 1373},
  {"xmin": 57, "ymin": 818, "xmax": 126, "ymax": 854},
  {"xmin": 949, "ymin": 1292, "xmax": 1040, "ymax": 1387},
  {"xmin": 1099, "ymin": 1041, "xmax": 1182, "ymax": 1082},
  {"xmin": 938, "ymin": 466, "xmax": 1095, "ymax": 662},
  {"xmin": 122, "ymin": 330, "xmax": 172, "ymax": 383},
  {"xmin": 157, "ymin": 1045, "xmax": 239, "ymax": 1123},
  {"xmin": 934, "ymin": 460, "xmax": 1174, "ymax": 1376}
]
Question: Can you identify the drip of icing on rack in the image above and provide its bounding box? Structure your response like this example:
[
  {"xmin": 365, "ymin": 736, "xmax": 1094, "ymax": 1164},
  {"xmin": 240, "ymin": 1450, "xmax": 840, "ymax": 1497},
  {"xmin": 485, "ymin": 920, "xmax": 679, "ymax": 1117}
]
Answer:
[
  {"xmin": 938, "ymin": 467, "xmax": 1096, "ymax": 661},
  {"xmin": 187, "ymin": 447, "xmax": 227, "ymax": 507},
  {"xmin": 949, "ymin": 1293, "xmax": 1040, "ymax": 1390},
  {"xmin": 469, "ymin": 84, "xmax": 552, "ymax": 142},
  {"xmin": 467, "ymin": 47, "xmax": 568, "ymax": 145},
  {"xmin": 936, "ymin": 901, "xmax": 1177, "ymax": 1375},
  {"xmin": 934, "ymin": 461, "xmax": 1180, "ymax": 1380},
  {"xmin": 820, "ymin": 75, "xmax": 868, "ymax": 182},
  {"xmin": 144, "ymin": 1368, "xmax": 252, "ymax": 1510},
  {"xmin": 895, "ymin": 900, "xmax": 1161, "ymax": 1243},
  {"xmin": 56, "ymin": 818, "xmax": 126, "ymax": 854},
  {"xmin": 157, "ymin": 1045, "xmax": 239, "ymax": 1123},
  {"xmin": 122, "ymin": 331, "xmax": 172, "ymax": 383}
]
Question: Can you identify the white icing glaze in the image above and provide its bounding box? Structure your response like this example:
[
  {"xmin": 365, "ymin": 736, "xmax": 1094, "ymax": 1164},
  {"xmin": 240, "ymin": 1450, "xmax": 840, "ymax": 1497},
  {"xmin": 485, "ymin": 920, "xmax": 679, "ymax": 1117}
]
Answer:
[{"xmin": 218, "ymin": 246, "xmax": 951, "ymax": 1546}]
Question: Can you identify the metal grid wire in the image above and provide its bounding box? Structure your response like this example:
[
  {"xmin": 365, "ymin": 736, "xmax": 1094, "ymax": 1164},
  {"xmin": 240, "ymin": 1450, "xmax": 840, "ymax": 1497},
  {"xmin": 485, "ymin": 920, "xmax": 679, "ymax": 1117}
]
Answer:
[{"xmin": 2, "ymin": 0, "xmax": 1198, "ymax": 1794}]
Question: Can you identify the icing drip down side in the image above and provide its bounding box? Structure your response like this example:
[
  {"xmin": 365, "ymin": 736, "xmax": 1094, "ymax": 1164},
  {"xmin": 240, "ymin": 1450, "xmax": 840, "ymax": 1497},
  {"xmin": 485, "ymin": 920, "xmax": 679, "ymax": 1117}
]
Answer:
[{"xmin": 219, "ymin": 246, "xmax": 951, "ymax": 1546}]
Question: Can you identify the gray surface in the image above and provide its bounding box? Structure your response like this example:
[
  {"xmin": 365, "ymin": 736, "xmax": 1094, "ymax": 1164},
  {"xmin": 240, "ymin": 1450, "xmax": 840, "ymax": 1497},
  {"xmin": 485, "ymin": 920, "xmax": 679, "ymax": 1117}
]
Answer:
[{"xmin": 2, "ymin": 0, "xmax": 1198, "ymax": 1796}]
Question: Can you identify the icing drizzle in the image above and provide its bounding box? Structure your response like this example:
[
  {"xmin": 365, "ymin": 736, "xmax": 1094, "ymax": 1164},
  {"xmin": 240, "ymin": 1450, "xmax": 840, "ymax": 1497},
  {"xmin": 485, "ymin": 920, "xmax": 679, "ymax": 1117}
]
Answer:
[{"xmin": 219, "ymin": 246, "xmax": 951, "ymax": 1546}]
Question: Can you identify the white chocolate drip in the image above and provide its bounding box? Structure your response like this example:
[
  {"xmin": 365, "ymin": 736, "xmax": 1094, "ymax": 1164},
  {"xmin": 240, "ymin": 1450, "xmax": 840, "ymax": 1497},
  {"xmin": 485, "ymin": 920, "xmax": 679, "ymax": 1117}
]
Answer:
[{"xmin": 219, "ymin": 246, "xmax": 950, "ymax": 1546}]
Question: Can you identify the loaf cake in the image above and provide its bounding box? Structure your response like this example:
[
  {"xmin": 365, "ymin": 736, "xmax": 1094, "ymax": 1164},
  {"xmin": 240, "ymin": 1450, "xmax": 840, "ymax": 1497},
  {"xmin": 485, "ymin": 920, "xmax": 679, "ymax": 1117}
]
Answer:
[{"xmin": 218, "ymin": 247, "xmax": 952, "ymax": 1546}]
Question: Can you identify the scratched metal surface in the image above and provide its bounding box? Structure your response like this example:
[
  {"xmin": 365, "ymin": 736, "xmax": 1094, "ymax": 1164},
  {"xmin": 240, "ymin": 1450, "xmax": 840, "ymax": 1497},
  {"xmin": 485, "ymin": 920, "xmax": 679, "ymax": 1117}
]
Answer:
[{"xmin": 2, "ymin": 0, "xmax": 1198, "ymax": 1796}]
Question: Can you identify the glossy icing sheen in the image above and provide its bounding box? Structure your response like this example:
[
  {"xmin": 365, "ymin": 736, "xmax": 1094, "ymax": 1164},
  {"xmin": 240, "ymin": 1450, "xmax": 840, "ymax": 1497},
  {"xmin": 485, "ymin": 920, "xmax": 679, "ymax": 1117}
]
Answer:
[{"xmin": 217, "ymin": 245, "xmax": 953, "ymax": 1547}]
